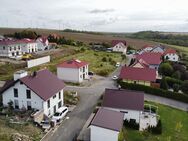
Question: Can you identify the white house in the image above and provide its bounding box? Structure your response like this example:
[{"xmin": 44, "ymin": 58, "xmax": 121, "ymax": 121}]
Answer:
[
  {"xmin": 0, "ymin": 69, "xmax": 65, "ymax": 117},
  {"xmin": 163, "ymin": 49, "xmax": 179, "ymax": 62},
  {"xmin": 36, "ymin": 37, "xmax": 49, "ymax": 51},
  {"xmin": 90, "ymin": 108, "xmax": 124, "ymax": 141},
  {"xmin": 111, "ymin": 40, "xmax": 127, "ymax": 54},
  {"xmin": 150, "ymin": 45, "xmax": 165, "ymax": 54},
  {"xmin": 57, "ymin": 59, "xmax": 89, "ymax": 83},
  {"xmin": 139, "ymin": 45, "xmax": 154, "ymax": 54},
  {"xmin": 21, "ymin": 39, "xmax": 38, "ymax": 54},
  {"xmin": 102, "ymin": 89, "xmax": 144, "ymax": 123},
  {"xmin": 0, "ymin": 39, "xmax": 23, "ymax": 58}
]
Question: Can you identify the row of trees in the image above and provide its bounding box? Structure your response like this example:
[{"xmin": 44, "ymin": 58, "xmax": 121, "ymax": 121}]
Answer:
[
  {"xmin": 159, "ymin": 62, "xmax": 188, "ymax": 94},
  {"xmin": 128, "ymin": 31, "xmax": 188, "ymax": 47},
  {"xmin": 4, "ymin": 30, "xmax": 39, "ymax": 39}
]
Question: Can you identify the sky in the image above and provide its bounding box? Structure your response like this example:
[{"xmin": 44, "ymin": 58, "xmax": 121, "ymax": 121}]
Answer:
[{"xmin": 0, "ymin": 0, "xmax": 188, "ymax": 32}]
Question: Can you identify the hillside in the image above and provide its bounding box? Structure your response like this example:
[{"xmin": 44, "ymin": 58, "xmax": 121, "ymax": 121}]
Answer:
[{"xmin": 0, "ymin": 28, "xmax": 156, "ymax": 49}]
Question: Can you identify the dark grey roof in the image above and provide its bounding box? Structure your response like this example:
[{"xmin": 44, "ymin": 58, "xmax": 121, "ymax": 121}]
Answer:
[
  {"xmin": 20, "ymin": 69, "xmax": 65, "ymax": 101},
  {"xmin": 91, "ymin": 108, "xmax": 124, "ymax": 132},
  {"xmin": 1, "ymin": 69, "xmax": 65, "ymax": 101},
  {"xmin": 103, "ymin": 89, "xmax": 144, "ymax": 111}
]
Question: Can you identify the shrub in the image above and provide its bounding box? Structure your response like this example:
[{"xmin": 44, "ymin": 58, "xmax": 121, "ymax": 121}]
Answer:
[
  {"xmin": 119, "ymin": 81, "xmax": 188, "ymax": 103},
  {"xmin": 148, "ymin": 120, "xmax": 162, "ymax": 134},
  {"xmin": 173, "ymin": 84, "xmax": 180, "ymax": 92},
  {"xmin": 97, "ymin": 69, "xmax": 109, "ymax": 76},
  {"xmin": 181, "ymin": 80, "xmax": 188, "ymax": 94},
  {"xmin": 159, "ymin": 62, "xmax": 173, "ymax": 76},
  {"xmin": 102, "ymin": 57, "xmax": 107, "ymax": 62},
  {"xmin": 124, "ymin": 119, "xmax": 139, "ymax": 130},
  {"xmin": 172, "ymin": 71, "xmax": 181, "ymax": 79},
  {"xmin": 165, "ymin": 76, "xmax": 183, "ymax": 88},
  {"xmin": 160, "ymin": 77, "xmax": 168, "ymax": 90}
]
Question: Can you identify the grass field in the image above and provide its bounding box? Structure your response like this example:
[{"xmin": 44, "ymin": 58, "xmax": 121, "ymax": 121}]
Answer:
[
  {"xmin": 0, "ymin": 117, "xmax": 43, "ymax": 141},
  {"xmin": 0, "ymin": 46, "xmax": 123, "ymax": 81},
  {"xmin": 125, "ymin": 101, "xmax": 188, "ymax": 141}
]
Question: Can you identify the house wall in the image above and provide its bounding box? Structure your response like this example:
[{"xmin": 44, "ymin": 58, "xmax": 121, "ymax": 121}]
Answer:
[
  {"xmin": 22, "ymin": 42, "xmax": 38, "ymax": 54},
  {"xmin": 165, "ymin": 54, "xmax": 179, "ymax": 62},
  {"xmin": 123, "ymin": 79, "xmax": 151, "ymax": 86},
  {"xmin": 57, "ymin": 65, "xmax": 89, "ymax": 83},
  {"xmin": 149, "ymin": 64, "xmax": 159, "ymax": 70},
  {"xmin": 2, "ymin": 81, "xmax": 64, "ymax": 117},
  {"xmin": 132, "ymin": 63, "xmax": 145, "ymax": 68},
  {"xmin": 0, "ymin": 44, "xmax": 22, "ymax": 58},
  {"xmin": 112, "ymin": 43, "xmax": 127, "ymax": 54},
  {"xmin": 43, "ymin": 89, "xmax": 64, "ymax": 117},
  {"xmin": 104, "ymin": 107, "xmax": 141, "ymax": 123},
  {"xmin": 2, "ymin": 81, "xmax": 44, "ymax": 110},
  {"xmin": 90, "ymin": 125, "xmax": 119, "ymax": 141},
  {"xmin": 36, "ymin": 39, "xmax": 49, "ymax": 51}
]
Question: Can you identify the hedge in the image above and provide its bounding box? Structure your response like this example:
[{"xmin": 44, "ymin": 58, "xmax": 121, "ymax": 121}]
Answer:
[
  {"xmin": 147, "ymin": 120, "xmax": 162, "ymax": 134},
  {"xmin": 124, "ymin": 119, "xmax": 139, "ymax": 130},
  {"xmin": 165, "ymin": 76, "xmax": 183, "ymax": 88},
  {"xmin": 119, "ymin": 81, "xmax": 188, "ymax": 104}
]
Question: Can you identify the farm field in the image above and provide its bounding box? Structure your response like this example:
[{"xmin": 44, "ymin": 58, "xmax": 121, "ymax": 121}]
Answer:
[{"xmin": 125, "ymin": 101, "xmax": 188, "ymax": 141}]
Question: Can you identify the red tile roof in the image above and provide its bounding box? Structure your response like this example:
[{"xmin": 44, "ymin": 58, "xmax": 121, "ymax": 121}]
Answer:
[
  {"xmin": 112, "ymin": 40, "xmax": 126, "ymax": 46},
  {"xmin": 57, "ymin": 59, "xmax": 88, "ymax": 68},
  {"xmin": 135, "ymin": 52, "xmax": 162, "ymax": 65},
  {"xmin": 20, "ymin": 69, "xmax": 65, "ymax": 101},
  {"xmin": 91, "ymin": 108, "xmax": 124, "ymax": 132},
  {"xmin": 37, "ymin": 37, "xmax": 48, "ymax": 44},
  {"xmin": 0, "ymin": 39, "xmax": 36, "ymax": 46},
  {"xmin": 103, "ymin": 89, "xmax": 144, "ymax": 111},
  {"xmin": 163, "ymin": 49, "xmax": 177, "ymax": 56},
  {"xmin": 131, "ymin": 59, "xmax": 149, "ymax": 68},
  {"xmin": 119, "ymin": 67, "xmax": 156, "ymax": 82}
]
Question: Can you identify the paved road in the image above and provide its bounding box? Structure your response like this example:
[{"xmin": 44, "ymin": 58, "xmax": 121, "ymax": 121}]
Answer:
[{"xmin": 42, "ymin": 56, "xmax": 188, "ymax": 141}]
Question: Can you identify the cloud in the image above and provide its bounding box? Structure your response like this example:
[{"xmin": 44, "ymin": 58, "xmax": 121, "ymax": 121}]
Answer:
[{"xmin": 89, "ymin": 8, "xmax": 115, "ymax": 14}]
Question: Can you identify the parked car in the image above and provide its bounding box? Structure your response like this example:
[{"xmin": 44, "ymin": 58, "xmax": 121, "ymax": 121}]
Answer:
[
  {"xmin": 116, "ymin": 62, "xmax": 120, "ymax": 67},
  {"xmin": 52, "ymin": 106, "xmax": 68, "ymax": 122},
  {"xmin": 88, "ymin": 71, "xmax": 94, "ymax": 76},
  {"xmin": 112, "ymin": 75, "xmax": 118, "ymax": 80},
  {"xmin": 22, "ymin": 54, "xmax": 33, "ymax": 60}
]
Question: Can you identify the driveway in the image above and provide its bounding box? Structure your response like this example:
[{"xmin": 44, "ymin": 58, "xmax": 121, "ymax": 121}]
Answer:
[{"xmin": 42, "ymin": 56, "xmax": 188, "ymax": 141}]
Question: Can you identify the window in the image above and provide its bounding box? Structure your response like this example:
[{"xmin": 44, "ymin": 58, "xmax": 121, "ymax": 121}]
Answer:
[
  {"xmin": 80, "ymin": 75, "xmax": 82, "ymax": 78},
  {"xmin": 120, "ymin": 111, "xmax": 128, "ymax": 114},
  {"xmin": 59, "ymin": 92, "xmax": 61, "ymax": 99},
  {"xmin": 58, "ymin": 101, "xmax": 62, "ymax": 108},
  {"xmin": 27, "ymin": 101, "xmax": 32, "ymax": 110},
  {"xmin": 53, "ymin": 105, "xmax": 56, "ymax": 114},
  {"xmin": 14, "ymin": 88, "xmax": 18, "ymax": 97},
  {"xmin": 3, "ymin": 46, "xmax": 5, "ymax": 50},
  {"xmin": 26, "ymin": 90, "xmax": 31, "ymax": 99},
  {"xmin": 53, "ymin": 94, "xmax": 56, "ymax": 99},
  {"xmin": 14, "ymin": 100, "xmax": 19, "ymax": 109},
  {"xmin": 14, "ymin": 46, "xmax": 16, "ymax": 50},
  {"xmin": 9, "ymin": 47, "xmax": 12, "ymax": 51},
  {"xmin": 20, "ymin": 81, "xmax": 23, "ymax": 85},
  {"xmin": 47, "ymin": 100, "xmax": 50, "ymax": 108}
]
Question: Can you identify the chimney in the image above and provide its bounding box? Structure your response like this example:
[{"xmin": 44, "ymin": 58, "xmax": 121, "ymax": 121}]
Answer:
[{"xmin": 14, "ymin": 70, "xmax": 28, "ymax": 81}]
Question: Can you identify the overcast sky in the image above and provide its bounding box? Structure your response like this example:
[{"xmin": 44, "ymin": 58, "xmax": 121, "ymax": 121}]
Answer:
[{"xmin": 0, "ymin": 0, "xmax": 188, "ymax": 32}]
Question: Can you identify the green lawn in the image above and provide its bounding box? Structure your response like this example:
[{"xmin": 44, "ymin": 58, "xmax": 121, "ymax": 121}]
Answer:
[
  {"xmin": 0, "ymin": 46, "xmax": 123, "ymax": 81},
  {"xmin": 125, "ymin": 101, "xmax": 188, "ymax": 141}
]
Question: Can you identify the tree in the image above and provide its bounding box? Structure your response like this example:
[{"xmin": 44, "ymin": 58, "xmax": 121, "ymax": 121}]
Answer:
[
  {"xmin": 172, "ymin": 71, "xmax": 181, "ymax": 79},
  {"xmin": 160, "ymin": 77, "xmax": 168, "ymax": 90},
  {"xmin": 181, "ymin": 80, "xmax": 188, "ymax": 94},
  {"xmin": 159, "ymin": 62, "xmax": 173, "ymax": 76}
]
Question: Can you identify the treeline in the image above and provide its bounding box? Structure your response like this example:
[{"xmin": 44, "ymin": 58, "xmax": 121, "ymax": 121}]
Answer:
[
  {"xmin": 4, "ymin": 30, "xmax": 39, "ymax": 39},
  {"xmin": 127, "ymin": 31, "xmax": 188, "ymax": 47},
  {"xmin": 63, "ymin": 29, "xmax": 103, "ymax": 35}
]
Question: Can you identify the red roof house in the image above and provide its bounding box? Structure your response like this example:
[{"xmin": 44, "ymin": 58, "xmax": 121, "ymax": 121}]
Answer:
[
  {"xmin": 112, "ymin": 40, "xmax": 126, "ymax": 47},
  {"xmin": 119, "ymin": 67, "xmax": 156, "ymax": 86},
  {"xmin": 57, "ymin": 59, "xmax": 88, "ymax": 69}
]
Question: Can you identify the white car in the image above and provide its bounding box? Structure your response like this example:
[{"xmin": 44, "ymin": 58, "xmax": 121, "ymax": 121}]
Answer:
[
  {"xmin": 52, "ymin": 106, "xmax": 68, "ymax": 122},
  {"xmin": 116, "ymin": 62, "xmax": 120, "ymax": 67},
  {"xmin": 112, "ymin": 75, "xmax": 118, "ymax": 80}
]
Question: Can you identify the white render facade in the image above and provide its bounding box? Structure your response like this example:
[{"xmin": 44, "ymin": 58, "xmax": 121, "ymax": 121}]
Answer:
[
  {"xmin": 104, "ymin": 107, "xmax": 141, "ymax": 123},
  {"xmin": 164, "ymin": 53, "xmax": 179, "ymax": 62},
  {"xmin": 57, "ymin": 64, "xmax": 89, "ymax": 83},
  {"xmin": 90, "ymin": 125, "xmax": 120, "ymax": 141},
  {"xmin": 2, "ymin": 81, "xmax": 64, "ymax": 117},
  {"xmin": 36, "ymin": 39, "xmax": 49, "ymax": 51},
  {"xmin": 112, "ymin": 43, "xmax": 127, "ymax": 54},
  {"xmin": 22, "ymin": 42, "xmax": 38, "ymax": 54},
  {"xmin": 0, "ymin": 43, "xmax": 23, "ymax": 58}
]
